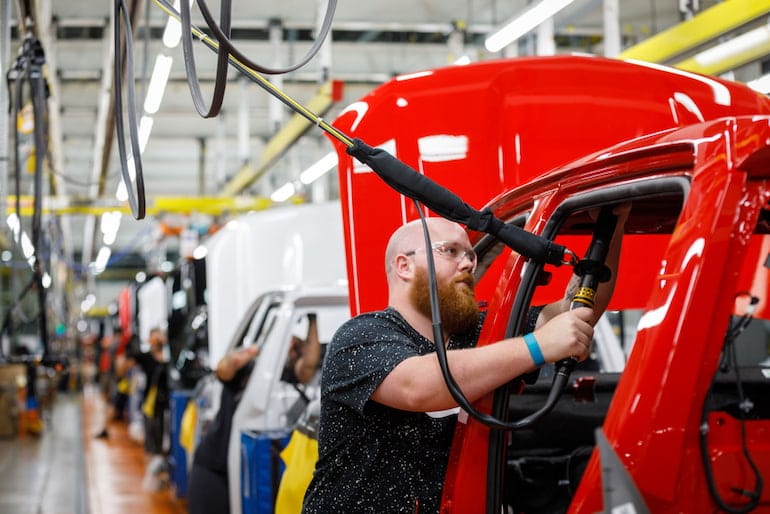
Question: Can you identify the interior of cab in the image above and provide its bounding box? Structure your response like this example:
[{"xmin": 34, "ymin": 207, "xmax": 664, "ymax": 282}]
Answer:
[{"xmin": 491, "ymin": 182, "xmax": 770, "ymax": 513}]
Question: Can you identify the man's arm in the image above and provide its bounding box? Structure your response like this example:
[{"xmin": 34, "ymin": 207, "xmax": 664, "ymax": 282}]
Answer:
[
  {"xmin": 294, "ymin": 313, "xmax": 321, "ymax": 385},
  {"xmin": 216, "ymin": 345, "xmax": 259, "ymax": 382},
  {"xmin": 371, "ymin": 307, "xmax": 595, "ymax": 412},
  {"xmin": 373, "ymin": 204, "xmax": 631, "ymax": 413}
]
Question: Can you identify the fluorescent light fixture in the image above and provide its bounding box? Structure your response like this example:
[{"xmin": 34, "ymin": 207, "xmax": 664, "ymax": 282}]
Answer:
[
  {"xmin": 453, "ymin": 55, "xmax": 472, "ymax": 65},
  {"xmin": 80, "ymin": 294, "xmax": 96, "ymax": 313},
  {"xmin": 693, "ymin": 24, "xmax": 770, "ymax": 67},
  {"xmin": 192, "ymin": 245, "xmax": 208, "ymax": 260},
  {"xmin": 92, "ymin": 246, "xmax": 112, "ymax": 274},
  {"xmin": 116, "ymin": 156, "xmax": 136, "ymax": 201},
  {"xmin": 138, "ymin": 116, "xmax": 154, "ymax": 153},
  {"xmin": 100, "ymin": 211, "xmax": 123, "ymax": 246},
  {"xmin": 271, "ymin": 182, "xmax": 296, "ymax": 202},
  {"xmin": 485, "ymin": 0, "xmax": 575, "ymax": 52},
  {"xmin": 144, "ymin": 55, "xmax": 173, "ymax": 114},
  {"xmin": 396, "ymin": 71, "xmax": 434, "ymax": 81},
  {"xmin": 6, "ymin": 214, "xmax": 35, "ymax": 265},
  {"xmin": 116, "ymin": 181, "xmax": 128, "ymax": 201},
  {"xmin": 747, "ymin": 73, "xmax": 770, "ymax": 94},
  {"xmin": 162, "ymin": 0, "xmax": 186, "ymax": 48},
  {"xmin": 299, "ymin": 152, "xmax": 337, "ymax": 184}
]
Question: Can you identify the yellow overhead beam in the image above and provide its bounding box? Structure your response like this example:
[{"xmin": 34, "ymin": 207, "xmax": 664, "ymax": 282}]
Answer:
[
  {"xmin": 620, "ymin": 0, "xmax": 770, "ymax": 64},
  {"xmin": 220, "ymin": 79, "xmax": 344, "ymax": 197},
  {"xmin": 673, "ymin": 38, "xmax": 770, "ymax": 76},
  {"xmin": 6, "ymin": 195, "xmax": 273, "ymax": 217}
]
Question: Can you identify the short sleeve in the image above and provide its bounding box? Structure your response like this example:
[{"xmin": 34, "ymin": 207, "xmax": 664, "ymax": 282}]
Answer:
[{"xmin": 321, "ymin": 313, "xmax": 420, "ymax": 414}]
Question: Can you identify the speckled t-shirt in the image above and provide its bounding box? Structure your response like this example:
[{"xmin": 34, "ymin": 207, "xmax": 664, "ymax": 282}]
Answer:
[{"xmin": 301, "ymin": 307, "xmax": 479, "ymax": 514}]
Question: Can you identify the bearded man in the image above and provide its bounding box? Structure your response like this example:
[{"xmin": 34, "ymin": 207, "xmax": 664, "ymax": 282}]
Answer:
[{"xmin": 302, "ymin": 214, "xmax": 626, "ymax": 514}]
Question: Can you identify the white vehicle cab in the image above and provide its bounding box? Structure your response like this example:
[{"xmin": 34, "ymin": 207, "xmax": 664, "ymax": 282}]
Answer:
[
  {"xmin": 226, "ymin": 287, "xmax": 349, "ymax": 514},
  {"xmin": 198, "ymin": 201, "xmax": 349, "ymax": 514}
]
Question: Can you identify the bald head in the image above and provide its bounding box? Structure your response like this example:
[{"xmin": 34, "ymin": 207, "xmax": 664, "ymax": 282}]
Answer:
[{"xmin": 384, "ymin": 217, "xmax": 469, "ymax": 278}]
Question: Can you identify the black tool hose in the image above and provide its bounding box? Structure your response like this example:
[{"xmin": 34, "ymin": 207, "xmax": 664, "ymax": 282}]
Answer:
[
  {"xmin": 418, "ymin": 203, "xmax": 616, "ymax": 430},
  {"xmin": 347, "ymin": 139, "xmax": 574, "ymax": 267},
  {"xmin": 551, "ymin": 206, "xmax": 618, "ymax": 396}
]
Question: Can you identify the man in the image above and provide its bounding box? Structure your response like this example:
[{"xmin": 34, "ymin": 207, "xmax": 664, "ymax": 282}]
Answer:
[
  {"xmin": 302, "ymin": 208, "xmax": 628, "ymax": 513},
  {"xmin": 188, "ymin": 312, "xmax": 322, "ymax": 514},
  {"xmin": 127, "ymin": 327, "xmax": 171, "ymax": 491}
]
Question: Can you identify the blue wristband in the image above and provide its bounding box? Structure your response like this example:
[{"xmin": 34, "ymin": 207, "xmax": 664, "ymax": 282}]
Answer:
[{"xmin": 523, "ymin": 332, "xmax": 545, "ymax": 367}]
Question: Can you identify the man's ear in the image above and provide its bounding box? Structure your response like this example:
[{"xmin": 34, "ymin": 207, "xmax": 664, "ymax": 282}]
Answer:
[{"xmin": 393, "ymin": 254, "xmax": 415, "ymax": 280}]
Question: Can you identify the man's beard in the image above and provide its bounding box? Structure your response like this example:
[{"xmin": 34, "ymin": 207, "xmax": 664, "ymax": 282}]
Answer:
[{"xmin": 409, "ymin": 266, "xmax": 479, "ymax": 336}]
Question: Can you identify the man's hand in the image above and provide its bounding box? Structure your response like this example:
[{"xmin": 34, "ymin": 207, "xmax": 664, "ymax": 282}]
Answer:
[
  {"xmin": 533, "ymin": 308, "xmax": 595, "ymax": 363},
  {"xmin": 216, "ymin": 345, "xmax": 259, "ymax": 381}
]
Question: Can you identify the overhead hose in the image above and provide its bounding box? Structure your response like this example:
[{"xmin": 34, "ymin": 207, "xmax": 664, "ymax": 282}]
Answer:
[
  {"xmin": 414, "ymin": 202, "xmax": 613, "ymax": 430},
  {"xmin": 5, "ymin": 32, "xmax": 51, "ymax": 359},
  {"xmin": 114, "ymin": 0, "xmax": 147, "ymax": 219},
  {"xmin": 419, "ymin": 203, "xmax": 616, "ymax": 430},
  {"xmin": 179, "ymin": 0, "xmax": 232, "ymax": 117},
  {"xmin": 183, "ymin": 0, "xmax": 337, "ymax": 76},
  {"xmin": 115, "ymin": 0, "xmax": 346, "ymax": 220}
]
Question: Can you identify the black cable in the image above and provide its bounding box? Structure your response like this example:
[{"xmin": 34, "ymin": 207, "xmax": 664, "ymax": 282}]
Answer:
[
  {"xmin": 152, "ymin": 0, "xmax": 352, "ymax": 145},
  {"xmin": 8, "ymin": 39, "xmax": 27, "ymax": 241},
  {"xmin": 189, "ymin": 0, "xmax": 337, "ymax": 75},
  {"xmin": 28, "ymin": 38, "xmax": 50, "ymax": 360},
  {"xmin": 414, "ymin": 201, "xmax": 609, "ymax": 430},
  {"xmin": 179, "ymin": 0, "xmax": 232, "ymax": 117},
  {"xmin": 699, "ymin": 307, "xmax": 763, "ymax": 513},
  {"xmin": 113, "ymin": 0, "xmax": 147, "ymax": 219},
  {"xmin": 5, "ymin": 33, "xmax": 51, "ymax": 359}
]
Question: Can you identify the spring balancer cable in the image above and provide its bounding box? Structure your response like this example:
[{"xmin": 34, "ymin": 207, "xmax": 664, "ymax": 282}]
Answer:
[
  {"xmin": 116, "ymin": 0, "xmax": 340, "ymax": 219},
  {"xmin": 5, "ymin": 33, "xmax": 51, "ymax": 358},
  {"xmin": 185, "ymin": 0, "xmax": 337, "ymax": 76},
  {"xmin": 179, "ymin": 0, "xmax": 231, "ymax": 118},
  {"xmin": 114, "ymin": 0, "xmax": 147, "ymax": 219}
]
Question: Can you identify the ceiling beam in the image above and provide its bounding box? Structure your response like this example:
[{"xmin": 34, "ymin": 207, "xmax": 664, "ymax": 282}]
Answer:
[
  {"xmin": 220, "ymin": 79, "xmax": 344, "ymax": 196},
  {"xmin": 619, "ymin": 0, "xmax": 770, "ymax": 65},
  {"xmin": 7, "ymin": 194, "xmax": 274, "ymax": 216}
]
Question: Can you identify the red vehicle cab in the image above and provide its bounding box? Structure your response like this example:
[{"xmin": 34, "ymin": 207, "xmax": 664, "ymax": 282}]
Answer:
[{"xmin": 330, "ymin": 55, "xmax": 770, "ymax": 513}]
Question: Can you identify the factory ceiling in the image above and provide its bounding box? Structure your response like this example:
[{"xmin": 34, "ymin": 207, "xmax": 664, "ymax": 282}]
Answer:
[{"xmin": 1, "ymin": 0, "xmax": 768, "ymax": 289}]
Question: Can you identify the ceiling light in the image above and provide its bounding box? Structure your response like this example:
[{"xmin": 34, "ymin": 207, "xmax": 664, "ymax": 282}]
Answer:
[
  {"xmin": 138, "ymin": 116, "xmax": 154, "ymax": 153},
  {"xmin": 485, "ymin": 0, "xmax": 575, "ymax": 53},
  {"xmin": 100, "ymin": 211, "xmax": 123, "ymax": 246},
  {"xmin": 693, "ymin": 24, "xmax": 770, "ymax": 67},
  {"xmin": 144, "ymin": 55, "xmax": 173, "ymax": 114},
  {"xmin": 92, "ymin": 246, "xmax": 112, "ymax": 274},
  {"xmin": 193, "ymin": 245, "xmax": 208, "ymax": 260},
  {"xmin": 271, "ymin": 182, "xmax": 296, "ymax": 202},
  {"xmin": 116, "ymin": 181, "xmax": 128, "ymax": 202},
  {"xmin": 453, "ymin": 55, "xmax": 472, "ymax": 65},
  {"xmin": 299, "ymin": 152, "xmax": 337, "ymax": 184},
  {"xmin": 162, "ymin": 0, "xmax": 190, "ymax": 48}
]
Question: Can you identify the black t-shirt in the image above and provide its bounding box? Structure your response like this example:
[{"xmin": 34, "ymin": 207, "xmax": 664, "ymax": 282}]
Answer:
[
  {"xmin": 131, "ymin": 350, "xmax": 170, "ymax": 409},
  {"xmin": 192, "ymin": 361, "xmax": 255, "ymax": 475},
  {"xmin": 302, "ymin": 307, "xmax": 479, "ymax": 514}
]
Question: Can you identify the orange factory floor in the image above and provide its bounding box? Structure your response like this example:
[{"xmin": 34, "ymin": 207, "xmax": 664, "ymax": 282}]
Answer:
[{"xmin": 0, "ymin": 384, "xmax": 188, "ymax": 514}]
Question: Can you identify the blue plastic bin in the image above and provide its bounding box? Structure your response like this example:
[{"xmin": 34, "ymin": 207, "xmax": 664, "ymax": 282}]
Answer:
[
  {"xmin": 241, "ymin": 429, "xmax": 292, "ymax": 514},
  {"xmin": 169, "ymin": 389, "xmax": 194, "ymax": 498}
]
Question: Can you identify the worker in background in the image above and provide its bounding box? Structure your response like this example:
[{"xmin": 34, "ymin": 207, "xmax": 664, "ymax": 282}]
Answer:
[
  {"xmin": 188, "ymin": 312, "xmax": 322, "ymax": 514},
  {"xmin": 127, "ymin": 327, "xmax": 171, "ymax": 491}
]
